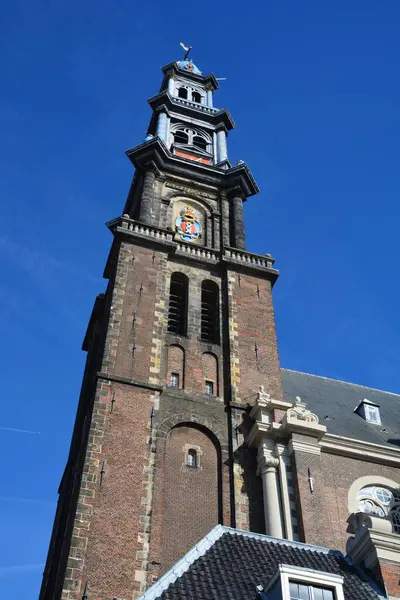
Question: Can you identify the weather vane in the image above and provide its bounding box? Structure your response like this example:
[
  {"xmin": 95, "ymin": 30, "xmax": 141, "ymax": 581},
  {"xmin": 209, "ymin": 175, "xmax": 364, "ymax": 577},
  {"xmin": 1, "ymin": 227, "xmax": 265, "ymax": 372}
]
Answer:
[{"xmin": 180, "ymin": 42, "xmax": 192, "ymax": 61}]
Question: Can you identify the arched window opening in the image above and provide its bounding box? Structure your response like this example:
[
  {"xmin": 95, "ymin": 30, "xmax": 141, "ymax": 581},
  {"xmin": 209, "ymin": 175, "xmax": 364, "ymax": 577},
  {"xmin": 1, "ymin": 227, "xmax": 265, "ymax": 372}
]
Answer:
[
  {"xmin": 174, "ymin": 130, "xmax": 189, "ymax": 145},
  {"xmin": 201, "ymin": 281, "xmax": 220, "ymax": 344},
  {"xmin": 178, "ymin": 87, "xmax": 188, "ymax": 99},
  {"xmin": 202, "ymin": 352, "xmax": 218, "ymax": 396},
  {"xmin": 357, "ymin": 485, "xmax": 400, "ymax": 533},
  {"xmin": 192, "ymin": 91, "xmax": 202, "ymax": 103},
  {"xmin": 168, "ymin": 273, "xmax": 188, "ymax": 335},
  {"xmin": 187, "ymin": 449, "xmax": 198, "ymax": 468},
  {"xmin": 193, "ymin": 136, "xmax": 207, "ymax": 151}
]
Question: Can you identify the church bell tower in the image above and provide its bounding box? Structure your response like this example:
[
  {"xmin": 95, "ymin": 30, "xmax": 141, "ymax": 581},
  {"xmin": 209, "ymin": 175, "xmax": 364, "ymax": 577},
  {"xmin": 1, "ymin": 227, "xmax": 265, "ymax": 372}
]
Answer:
[{"xmin": 40, "ymin": 53, "xmax": 283, "ymax": 600}]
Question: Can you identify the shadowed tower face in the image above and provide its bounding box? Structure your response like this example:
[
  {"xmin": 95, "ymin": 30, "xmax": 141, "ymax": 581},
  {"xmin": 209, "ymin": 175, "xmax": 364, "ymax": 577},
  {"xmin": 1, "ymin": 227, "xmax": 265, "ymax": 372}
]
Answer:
[{"xmin": 39, "ymin": 53, "xmax": 282, "ymax": 600}]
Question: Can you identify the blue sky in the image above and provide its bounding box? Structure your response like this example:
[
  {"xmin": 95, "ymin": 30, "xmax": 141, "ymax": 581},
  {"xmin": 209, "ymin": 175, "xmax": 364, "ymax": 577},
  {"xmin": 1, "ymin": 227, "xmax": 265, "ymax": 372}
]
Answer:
[{"xmin": 1, "ymin": 1, "xmax": 399, "ymax": 597}]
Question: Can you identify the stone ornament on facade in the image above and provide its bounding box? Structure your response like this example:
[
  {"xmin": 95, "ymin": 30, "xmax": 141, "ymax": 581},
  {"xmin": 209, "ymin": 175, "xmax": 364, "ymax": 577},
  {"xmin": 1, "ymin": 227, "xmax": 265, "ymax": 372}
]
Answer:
[
  {"xmin": 257, "ymin": 385, "xmax": 272, "ymax": 405},
  {"xmin": 175, "ymin": 206, "xmax": 202, "ymax": 242},
  {"xmin": 281, "ymin": 395, "xmax": 326, "ymax": 442},
  {"xmin": 286, "ymin": 396, "xmax": 319, "ymax": 424}
]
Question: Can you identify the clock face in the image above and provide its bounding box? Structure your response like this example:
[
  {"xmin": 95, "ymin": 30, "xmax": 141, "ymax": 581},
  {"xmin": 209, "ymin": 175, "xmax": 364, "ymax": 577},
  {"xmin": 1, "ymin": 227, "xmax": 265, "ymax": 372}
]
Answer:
[{"xmin": 175, "ymin": 150, "xmax": 211, "ymax": 165}]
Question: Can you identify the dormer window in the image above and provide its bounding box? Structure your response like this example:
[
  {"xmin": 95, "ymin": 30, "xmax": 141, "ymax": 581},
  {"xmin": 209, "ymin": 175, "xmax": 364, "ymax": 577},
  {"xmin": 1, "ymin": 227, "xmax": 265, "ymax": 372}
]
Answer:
[
  {"xmin": 365, "ymin": 404, "xmax": 380, "ymax": 424},
  {"xmin": 354, "ymin": 398, "xmax": 381, "ymax": 425},
  {"xmin": 262, "ymin": 565, "xmax": 344, "ymax": 600}
]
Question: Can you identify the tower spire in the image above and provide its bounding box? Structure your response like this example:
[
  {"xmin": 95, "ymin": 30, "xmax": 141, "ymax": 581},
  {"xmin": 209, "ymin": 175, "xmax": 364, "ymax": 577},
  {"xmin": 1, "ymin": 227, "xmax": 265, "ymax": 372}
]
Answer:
[{"xmin": 39, "ymin": 54, "xmax": 281, "ymax": 600}]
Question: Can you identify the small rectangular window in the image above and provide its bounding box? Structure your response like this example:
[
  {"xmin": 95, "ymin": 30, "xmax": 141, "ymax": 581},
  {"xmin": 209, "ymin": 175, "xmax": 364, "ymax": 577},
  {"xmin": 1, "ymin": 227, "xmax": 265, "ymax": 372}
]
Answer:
[
  {"xmin": 205, "ymin": 381, "xmax": 213, "ymax": 395},
  {"xmin": 171, "ymin": 373, "xmax": 179, "ymax": 387}
]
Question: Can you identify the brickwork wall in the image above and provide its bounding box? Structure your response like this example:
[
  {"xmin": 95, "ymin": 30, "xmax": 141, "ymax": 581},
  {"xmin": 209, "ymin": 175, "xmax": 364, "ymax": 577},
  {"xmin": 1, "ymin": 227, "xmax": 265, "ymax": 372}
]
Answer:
[
  {"xmin": 159, "ymin": 261, "xmax": 223, "ymax": 399},
  {"xmin": 292, "ymin": 443, "xmax": 400, "ymax": 552},
  {"xmin": 167, "ymin": 344, "xmax": 185, "ymax": 387},
  {"xmin": 148, "ymin": 394, "xmax": 231, "ymax": 582},
  {"xmin": 161, "ymin": 426, "xmax": 219, "ymax": 568},
  {"xmin": 61, "ymin": 381, "xmax": 158, "ymax": 600},
  {"xmin": 53, "ymin": 196, "xmax": 282, "ymax": 598},
  {"xmin": 201, "ymin": 352, "xmax": 218, "ymax": 394},
  {"xmin": 60, "ymin": 239, "xmax": 167, "ymax": 599},
  {"xmin": 104, "ymin": 241, "xmax": 163, "ymax": 380},
  {"xmin": 379, "ymin": 562, "xmax": 400, "ymax": 598},
  {"xmin": 227, "ymin": 271, "xmax": 282, "ymax": 404}
]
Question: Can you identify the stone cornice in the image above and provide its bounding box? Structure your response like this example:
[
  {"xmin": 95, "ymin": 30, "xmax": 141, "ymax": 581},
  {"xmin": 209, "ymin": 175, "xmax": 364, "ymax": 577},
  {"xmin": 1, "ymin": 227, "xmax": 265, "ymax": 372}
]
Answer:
[
  {"xmin": 104, "ymin": 216, "xmax": 278, "ymax": 279},
  {"xmin": 147, "ymin": 91, "xmax": 235, "ymax": 131},
  {"xmin": 288, "ymin": 438, "xmax": 321, "ymax": 456},
  {"xmin": 161, "ymin": 62, "xmax": 219, "ymax": 91},
  {"xmin": 347, "ymin": 512, "xmax": 400, "ymax": 570},
  {"xmin": 246, "ymin": 421, "xmax": 274, "ymax": 448},
  {"xmin": 97, "ymin": 372, "xmax": 163, "ymax": 392},
  {"xmin": 125, "ymin": 137, "xmax": 260, "ymax": 198},
  {"xmin": 321, "ymin": 433, "xmax": 400, "ymax": 466},
  {"xmin": 280, "ymin": 417, "xmax": 327, "ymax": 441}
]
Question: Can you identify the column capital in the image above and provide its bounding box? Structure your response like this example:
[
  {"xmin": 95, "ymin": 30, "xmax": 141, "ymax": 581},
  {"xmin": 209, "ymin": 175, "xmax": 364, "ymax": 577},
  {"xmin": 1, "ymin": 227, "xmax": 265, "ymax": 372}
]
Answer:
[
  {"xmin": 143, "ymin": 164, "xmax": 161, "ymax": 179},
  {"xmin": 288, "ymin": 437, "xmax": 321, "ymax": 456},
  {"xmin": 215, "ymin": 124, "xmax": 228, "ymax": 134},
  {"xmin": 257, "ymin": 440, "xmax": 279, "ymax": 472},
  {"xmin": 275, "ymin": 443, "xmax": 289, "ymax": 457},
  {"xmin": 228, "ymin": 188, "xmax": 245, "ymax": 201}
]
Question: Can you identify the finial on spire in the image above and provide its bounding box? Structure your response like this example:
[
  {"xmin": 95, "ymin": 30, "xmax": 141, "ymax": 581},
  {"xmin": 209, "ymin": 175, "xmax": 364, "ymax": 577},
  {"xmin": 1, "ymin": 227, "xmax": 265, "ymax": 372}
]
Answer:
[{"xmin": 180, "ymin": 41, "xmax": 192, "ymax": 61}]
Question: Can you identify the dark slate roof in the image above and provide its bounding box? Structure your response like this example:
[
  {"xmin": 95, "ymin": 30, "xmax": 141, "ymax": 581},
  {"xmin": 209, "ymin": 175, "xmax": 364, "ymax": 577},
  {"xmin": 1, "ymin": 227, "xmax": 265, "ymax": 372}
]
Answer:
[
  {"xmin": 147, "ymin": 528, "xmax": 381, "ymax": 600},
  {"xmin": 281, "ymin": 369, "xmax": 400, "ymax": 448}
]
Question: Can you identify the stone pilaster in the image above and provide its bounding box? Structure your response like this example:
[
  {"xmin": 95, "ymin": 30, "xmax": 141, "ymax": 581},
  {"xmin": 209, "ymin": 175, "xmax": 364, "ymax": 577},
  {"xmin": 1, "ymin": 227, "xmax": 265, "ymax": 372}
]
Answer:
[
  {"xmin": 220, "ymin": 191, "xmax": 230, "ymax": 247},
  {"xmin": 258, "ymin": 439, "xmax": 282, "ymax": 538},
  {"xmin": 156, "ymin": 111, "xmax": 168, "ymax": 142},
  {"xmin": 216, "ymin": 128, "xmax": 228, "ymax": 163},
  {"xmin": 139, "ymin": 170, "xmax": 156, "ymax": 225},
  {"xmin": 232, "ymin": 194, "xmax": 246, "ymax": 250}
]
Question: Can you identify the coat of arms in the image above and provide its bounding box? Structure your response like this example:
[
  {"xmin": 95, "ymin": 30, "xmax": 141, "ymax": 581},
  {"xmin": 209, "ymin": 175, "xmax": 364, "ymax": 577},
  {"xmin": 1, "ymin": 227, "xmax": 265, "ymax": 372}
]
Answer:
[{"xmin": 175, "ymin": 206, "xmax": 201, "ymax": 242}]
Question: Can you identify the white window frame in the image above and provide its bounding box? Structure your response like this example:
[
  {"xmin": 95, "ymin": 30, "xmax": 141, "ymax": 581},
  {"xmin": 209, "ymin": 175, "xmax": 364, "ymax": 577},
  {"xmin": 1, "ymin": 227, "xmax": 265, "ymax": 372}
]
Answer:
[
  {"xmin": 364, "ymin": 404, "xmax": 381, "ymax": 424},
  {"xmin": 265, "ymin": 564, "xmax": 344, "ymax": 600}
]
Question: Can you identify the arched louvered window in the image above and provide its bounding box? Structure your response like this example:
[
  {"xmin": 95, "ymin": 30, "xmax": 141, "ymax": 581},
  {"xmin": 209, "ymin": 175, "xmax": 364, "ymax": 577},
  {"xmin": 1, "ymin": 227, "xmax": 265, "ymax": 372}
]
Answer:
[
  {"xmin": 201, "ymin": 281, "xmax": 220, "ymax": 344},
  {"xmin": 168, "ymin": 273, "xmax": 188, "ymax": 336},
  {"xmin": 193, "ymin": 136, "xmax": 207, "ymax": 151},
  {"xmin": 192, "ymin": 91, "xmax": 202, "ymax": 103},
  {"xmin": 178, "ymin": 87, "xmax": 188, "ymax": 99},
  {"xmin": 174, "ymin": 130, "xmax": 189, "ymax": 145}
]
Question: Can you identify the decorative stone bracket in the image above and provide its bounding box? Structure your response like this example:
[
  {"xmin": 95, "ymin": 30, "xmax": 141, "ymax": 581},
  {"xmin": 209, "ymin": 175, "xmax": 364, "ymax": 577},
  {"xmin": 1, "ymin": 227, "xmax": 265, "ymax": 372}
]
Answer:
[
  {"xmin": 244, "ymin": 387, "xmax": 328, "ymax": 540},
  {"xmin": 281, "ymin": 396, "xmax": 326, "ymax": 441},
  {"xmin": 247, "ymin": 389, "xmax": 326, "ymax": 447}
]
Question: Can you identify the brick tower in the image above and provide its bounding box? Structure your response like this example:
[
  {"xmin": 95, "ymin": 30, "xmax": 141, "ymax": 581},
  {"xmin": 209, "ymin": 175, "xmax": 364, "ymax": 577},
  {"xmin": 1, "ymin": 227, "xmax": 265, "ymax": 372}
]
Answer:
[{"xmin": 40, "ymin": 53, "xmax": 283, "ymax": 600}]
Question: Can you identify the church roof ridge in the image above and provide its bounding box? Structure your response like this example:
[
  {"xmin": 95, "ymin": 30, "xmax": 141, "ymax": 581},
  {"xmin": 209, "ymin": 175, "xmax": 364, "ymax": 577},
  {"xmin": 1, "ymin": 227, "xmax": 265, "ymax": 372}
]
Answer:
[{"xmin": 281, "ymin": 367, "xmax": 400, "ymax": 398}]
